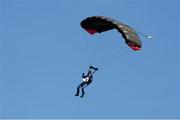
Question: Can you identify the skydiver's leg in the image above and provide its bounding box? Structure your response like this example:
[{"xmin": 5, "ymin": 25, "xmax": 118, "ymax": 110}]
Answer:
[
  {"xmin": 80, "ymin": 82, "xmax": 90, "ymax": 98},
  {"xmin": 74, "ymin": 86, "xmax": 80, "ymax": 96},
  {"xmin": 80, "ymin": 87, "xmax": 85, "ymax": 98},
  {"xmin": 74, "ymin": 83, "xmax": 83, "ymax": 96},
  {"xmin": 75, "ymin": 82, "xmax": 86, "ymax": 96}
]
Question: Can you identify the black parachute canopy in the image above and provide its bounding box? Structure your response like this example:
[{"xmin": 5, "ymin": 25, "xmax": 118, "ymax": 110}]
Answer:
[{"xmin": 81, "ymin": 16, "xmax": 142, "ymax": 51}]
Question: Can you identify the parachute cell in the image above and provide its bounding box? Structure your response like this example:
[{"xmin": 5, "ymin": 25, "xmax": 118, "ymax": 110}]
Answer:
[{"xmin": 81, "ymin": 16, "xmax": 142, "ymax": 51}]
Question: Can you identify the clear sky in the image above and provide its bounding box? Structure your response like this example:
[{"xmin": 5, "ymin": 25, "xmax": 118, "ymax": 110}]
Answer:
[{"xmin": 0, "ymin": 0, "xmax": 179, "ymax": 119}]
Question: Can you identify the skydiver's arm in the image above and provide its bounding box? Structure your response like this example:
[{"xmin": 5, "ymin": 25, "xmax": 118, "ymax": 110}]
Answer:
[
  {"xmin": 82, "ymin": 73, "xmax": 85, "ymax": 78},
  {"xmin": 92, "ymin": 68, "xmax": 98, "ymax": 75}
]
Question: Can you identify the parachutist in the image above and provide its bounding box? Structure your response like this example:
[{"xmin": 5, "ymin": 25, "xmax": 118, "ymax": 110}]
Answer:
[{"xmin": 74, "ymin": 66, "xmax": 98, "ymax": 98}]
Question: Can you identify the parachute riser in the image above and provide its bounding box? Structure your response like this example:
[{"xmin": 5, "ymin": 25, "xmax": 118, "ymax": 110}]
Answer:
[{"xmin": 135, "ymin": 30, "xmax": 152, "ymax": 39}]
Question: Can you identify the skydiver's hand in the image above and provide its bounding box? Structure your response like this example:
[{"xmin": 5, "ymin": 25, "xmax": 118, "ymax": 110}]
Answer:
[{"xmin": 95, "ymin": 68, "xmax": 98, "ymax": 71}]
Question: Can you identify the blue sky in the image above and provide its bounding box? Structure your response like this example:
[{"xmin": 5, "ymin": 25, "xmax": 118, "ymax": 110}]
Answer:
[{"xmin": 0, "ymin": 0, "xmax": 179, "ymax": 119}]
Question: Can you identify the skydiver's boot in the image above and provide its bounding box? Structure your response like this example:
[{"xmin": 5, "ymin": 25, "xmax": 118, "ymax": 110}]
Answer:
[{"xmin": 80, "ymin": 88, "xmax": 85, "ymax": 98}]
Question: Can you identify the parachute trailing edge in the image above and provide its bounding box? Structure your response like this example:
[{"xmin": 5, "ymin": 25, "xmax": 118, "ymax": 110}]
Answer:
[{"xmin": 81, "ymin": 16, "xmax": 142, "ymax": 51}]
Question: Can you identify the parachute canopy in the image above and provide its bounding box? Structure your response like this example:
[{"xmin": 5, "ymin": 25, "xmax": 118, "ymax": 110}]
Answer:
[{"xmin": 81, "ymin": 16, "xmax": 142, "ymax": 51}]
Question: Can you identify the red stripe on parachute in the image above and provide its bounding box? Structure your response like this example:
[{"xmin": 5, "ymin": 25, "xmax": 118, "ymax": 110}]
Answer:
[
  {"xmin": 85, "ymin": 29, "xmax": 97, "ymax": 35},
  {"xmin": 128, "ymin": 44, "xmax": 141, "ymax": 51}
]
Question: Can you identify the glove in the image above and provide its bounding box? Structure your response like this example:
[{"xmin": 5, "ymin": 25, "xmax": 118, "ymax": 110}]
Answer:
[{"xmin": 95, "ymin": 68, "xmax": 98, "ymax": 71}]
